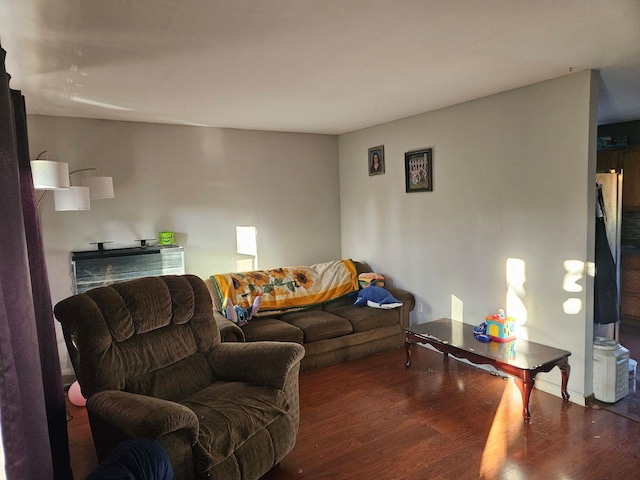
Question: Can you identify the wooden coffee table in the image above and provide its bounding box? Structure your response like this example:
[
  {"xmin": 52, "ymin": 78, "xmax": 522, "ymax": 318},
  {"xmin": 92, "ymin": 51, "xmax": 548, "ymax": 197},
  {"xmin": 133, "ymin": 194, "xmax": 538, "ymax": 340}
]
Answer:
[{"xmin": 405, "ymin": 318, "xmax": 571, "ymax": 423}]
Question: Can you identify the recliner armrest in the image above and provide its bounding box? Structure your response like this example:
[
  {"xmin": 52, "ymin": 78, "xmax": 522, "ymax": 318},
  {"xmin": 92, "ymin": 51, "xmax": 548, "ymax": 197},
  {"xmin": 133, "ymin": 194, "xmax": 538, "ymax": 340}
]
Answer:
[
  {"xmin": 88, "ymin": 390, "xmax": 199, "ymax": 443},
  {"xmin": 208, "ymin": 341, "xmax": 305, "ymax": 390}
]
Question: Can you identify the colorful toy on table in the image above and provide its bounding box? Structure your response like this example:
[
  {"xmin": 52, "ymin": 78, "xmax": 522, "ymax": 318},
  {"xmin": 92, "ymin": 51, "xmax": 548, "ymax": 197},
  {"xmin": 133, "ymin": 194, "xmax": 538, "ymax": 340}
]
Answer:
[
  {"xmin": 485, "ymin": 309, "xmax": 516, "ymax": 342},
  {"xmin": 472, "ymin": 322, "xmax": 491, "ymax": 342},
  {"xmin": 223, "ymin": 296, "xmax": 262, "ymax": 326}
]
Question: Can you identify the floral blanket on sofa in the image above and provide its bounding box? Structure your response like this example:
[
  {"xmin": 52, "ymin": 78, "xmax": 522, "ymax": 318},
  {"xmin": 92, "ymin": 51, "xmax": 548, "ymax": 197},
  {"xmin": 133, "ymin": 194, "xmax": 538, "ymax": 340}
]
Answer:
[{"xmin": 211, "ymin": 259, "xmax": 358, "ymax": 313}]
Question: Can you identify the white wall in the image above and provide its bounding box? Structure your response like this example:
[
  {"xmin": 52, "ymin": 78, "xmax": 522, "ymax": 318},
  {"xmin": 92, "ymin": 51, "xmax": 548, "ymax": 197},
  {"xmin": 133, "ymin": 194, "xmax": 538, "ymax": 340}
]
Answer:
[
  {"xmin": 338, "ymin": 71, "xmax": 599, "ymax": 404},
  {"xmin": 29, "ymin": 72, "xmax": 600, "ymax": 400},
  {"xmin": 27, "ymin": 116, "xmax": 341, "ymax": 374}
]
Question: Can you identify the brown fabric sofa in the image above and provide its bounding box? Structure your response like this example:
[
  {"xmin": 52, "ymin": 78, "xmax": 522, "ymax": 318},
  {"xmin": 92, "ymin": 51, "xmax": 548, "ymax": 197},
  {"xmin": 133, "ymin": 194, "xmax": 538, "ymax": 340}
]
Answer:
[
  {"xmin": 205, "ymin": 261, "xmax": 415, "ymax": 371},
  {"xmin": 54, "ymin": 274, "xmax": 304, "ymax": 480}
]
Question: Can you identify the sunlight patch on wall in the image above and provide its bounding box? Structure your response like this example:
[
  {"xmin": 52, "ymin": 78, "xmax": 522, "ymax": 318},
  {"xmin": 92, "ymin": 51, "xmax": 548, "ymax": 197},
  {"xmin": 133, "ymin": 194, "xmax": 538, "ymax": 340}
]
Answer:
[
  {"xmin": 450, "ymin": 294, "xmax": 464, "ymax": 345},
  {"xmin": 563, "ymin": 298, "xmax": 582, "ymax": 315},
  {"xmin": 562, "ymin": 260, "xmax": 589, "ymax": 315},
  {"xmin": 506, "ymin": 258, "xmax": 527, "ymax": 339},
  {"xmin": 563, "ymin": 260, "xmax": 584, "ymax": 292},
  {"xmin": 450, "ymin": 294, "xmax": 464, "ymax": 322},
  {"xmin": 236, "ymin": 226, "xmax": 258, "ymax": 271}
]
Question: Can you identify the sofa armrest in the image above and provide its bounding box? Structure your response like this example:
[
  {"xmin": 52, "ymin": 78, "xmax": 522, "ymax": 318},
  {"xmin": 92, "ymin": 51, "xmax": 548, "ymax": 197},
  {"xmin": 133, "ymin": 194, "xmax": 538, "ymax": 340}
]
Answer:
[
  {"xmin": 214, "ymin": 310, "xmax": 246, "ymax": 342},
  {"xmin": 384, "ymin": 286, "xmax": 415, "ymax": 329},
  {"xmin": 208, "ymin": 341, "xmax": 305, "ymax": 390},
  {"xmin": 87, "ymin": 390, "xmax": 199, "ymax": 442},
  {"xmin": 204, "ymin": 277, "xmax": 223, "ymax": 312}
]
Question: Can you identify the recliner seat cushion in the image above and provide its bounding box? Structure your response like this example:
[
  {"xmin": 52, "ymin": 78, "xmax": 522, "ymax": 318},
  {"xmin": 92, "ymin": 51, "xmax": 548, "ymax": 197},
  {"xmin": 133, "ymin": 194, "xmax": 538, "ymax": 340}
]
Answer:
[{"xmin": 181, "ymin": 381, "xmax": 289, "ymax": 468}]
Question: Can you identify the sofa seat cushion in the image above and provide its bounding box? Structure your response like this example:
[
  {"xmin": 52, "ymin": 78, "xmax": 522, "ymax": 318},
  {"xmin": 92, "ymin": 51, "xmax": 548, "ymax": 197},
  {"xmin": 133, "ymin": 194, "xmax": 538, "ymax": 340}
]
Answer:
[
  {"xmin": 280, "ymin": 311, "xmax": 353, "ymax": 343},
  {"xmin": 328, "ymin": 305, "xmax": 399, "ymax": 333},
  {"xmin": 182, "ymin": 381, "xmax": 289, "ymax": 468},
  {"xmin": 242, "ymin": 319, "xmax": 303, "ymax": 344}
]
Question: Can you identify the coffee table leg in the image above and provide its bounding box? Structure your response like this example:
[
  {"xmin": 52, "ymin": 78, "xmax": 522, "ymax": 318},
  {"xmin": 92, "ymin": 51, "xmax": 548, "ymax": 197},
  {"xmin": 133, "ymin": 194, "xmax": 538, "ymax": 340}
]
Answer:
[
  {"xmin": 405, "ymin": 338, "xmax": 412, "ymax": 368},
  {"xmin": 559, "ymin": 358, "xmax": 571, "ymax": 403},
  {"xmin": 513, "ymin": 372, "xmax": 534, "ymax": 423}
]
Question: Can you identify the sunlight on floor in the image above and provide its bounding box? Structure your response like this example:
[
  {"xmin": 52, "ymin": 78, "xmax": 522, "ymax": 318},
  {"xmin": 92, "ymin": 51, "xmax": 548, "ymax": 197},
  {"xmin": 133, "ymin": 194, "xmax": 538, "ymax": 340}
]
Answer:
[{"xmin": 479, "ymin": 381, "xmax": 523, "ymax": 479}]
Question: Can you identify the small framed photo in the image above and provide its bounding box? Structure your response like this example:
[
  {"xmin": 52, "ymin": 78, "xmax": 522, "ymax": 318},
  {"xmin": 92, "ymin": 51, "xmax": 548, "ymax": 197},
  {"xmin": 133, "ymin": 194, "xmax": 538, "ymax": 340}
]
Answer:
[
  {"xmin": 368, "ymin": 145, "xmax": 385, "ymax": 176},
  {"xmin": 405, "ymin": 148, "xmax": 433, "ymax": 192}
]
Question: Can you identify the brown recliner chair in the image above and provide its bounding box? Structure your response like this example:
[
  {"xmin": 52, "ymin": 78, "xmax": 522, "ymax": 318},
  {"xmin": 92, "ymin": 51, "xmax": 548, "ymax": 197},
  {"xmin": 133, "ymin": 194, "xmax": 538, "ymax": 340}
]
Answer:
[{"xmin": 54, "ymin": 274, "xmax": 304, "ymax": 480}]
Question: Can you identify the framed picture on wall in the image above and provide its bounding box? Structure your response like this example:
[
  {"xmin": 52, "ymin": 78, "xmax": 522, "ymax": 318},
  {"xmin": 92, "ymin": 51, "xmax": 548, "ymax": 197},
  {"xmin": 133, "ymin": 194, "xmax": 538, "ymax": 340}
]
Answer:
[
  {"xmin": 405, "ymin": 148, "xmax": 433, "ymax": 192},
  {"xmin": 368, "ymin": 145, "xmax": 385, "ymax": 176}
]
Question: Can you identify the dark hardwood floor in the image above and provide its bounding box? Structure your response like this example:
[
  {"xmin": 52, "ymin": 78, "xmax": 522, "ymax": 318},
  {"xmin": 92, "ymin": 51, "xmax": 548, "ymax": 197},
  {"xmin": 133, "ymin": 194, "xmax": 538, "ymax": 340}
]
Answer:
[
  {"xmin": 68, "ymin": 343, "xmax": 640, "ymax": 480},
  {"xmin": 66, "ymin": 397, "xmax": 97, "ymax": 480},
  {"xmin": 619, "ymin": 320, "xmax": 640, "ymax": 361}
]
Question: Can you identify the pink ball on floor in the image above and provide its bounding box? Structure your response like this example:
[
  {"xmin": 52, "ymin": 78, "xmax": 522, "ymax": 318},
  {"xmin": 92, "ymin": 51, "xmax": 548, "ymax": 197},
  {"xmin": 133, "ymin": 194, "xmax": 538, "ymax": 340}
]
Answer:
[{"xmin": 68, "ymin": 380, "xmax": 86, "ymax": 407}]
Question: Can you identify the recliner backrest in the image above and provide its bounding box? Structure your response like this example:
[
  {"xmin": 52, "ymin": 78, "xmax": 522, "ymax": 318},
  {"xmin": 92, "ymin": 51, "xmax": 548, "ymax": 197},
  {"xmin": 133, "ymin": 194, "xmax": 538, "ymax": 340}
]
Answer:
[{"xmin": 55, "ymin": 275, "xmax": 221, "ymax": 402}]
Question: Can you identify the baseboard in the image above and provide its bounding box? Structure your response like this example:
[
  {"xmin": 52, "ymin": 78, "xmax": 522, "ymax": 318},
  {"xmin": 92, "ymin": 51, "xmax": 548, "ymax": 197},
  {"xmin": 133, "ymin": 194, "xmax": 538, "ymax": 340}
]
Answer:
[
  {"xmin": 535, "ymin": 377, "xmax": 586, "ymax": 406},
  {"xmin": 62, "ymin": 373, "xmax": 76, "ymax": 390}
]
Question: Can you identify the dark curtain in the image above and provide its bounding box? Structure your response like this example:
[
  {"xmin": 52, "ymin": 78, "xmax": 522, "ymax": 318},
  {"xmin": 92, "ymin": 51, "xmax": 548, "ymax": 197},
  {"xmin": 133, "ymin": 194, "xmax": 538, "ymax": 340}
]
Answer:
[{"xmin": 0, "ymin": 46, "xmax": 73, "ymax": 479}]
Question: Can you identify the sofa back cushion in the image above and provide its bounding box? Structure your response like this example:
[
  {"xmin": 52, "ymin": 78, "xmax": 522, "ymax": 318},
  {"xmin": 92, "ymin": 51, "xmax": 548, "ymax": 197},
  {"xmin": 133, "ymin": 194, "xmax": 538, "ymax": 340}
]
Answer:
[{"xmin": 55, "ymin": 275, "xmax": 219, "ymax": 402}]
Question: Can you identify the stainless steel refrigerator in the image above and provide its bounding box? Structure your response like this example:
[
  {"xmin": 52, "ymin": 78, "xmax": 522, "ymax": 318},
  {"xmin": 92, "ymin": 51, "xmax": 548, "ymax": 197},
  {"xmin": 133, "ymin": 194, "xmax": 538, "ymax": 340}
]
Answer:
[{"xmin": 595, "ymin": 171, "xmax": 623, "ymax": 338}]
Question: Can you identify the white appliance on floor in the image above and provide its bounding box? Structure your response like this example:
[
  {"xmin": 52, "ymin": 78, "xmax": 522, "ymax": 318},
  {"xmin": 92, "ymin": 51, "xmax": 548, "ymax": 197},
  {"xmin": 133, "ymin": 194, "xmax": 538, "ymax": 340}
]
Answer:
[{"xmin": 593, "ymin": 336, "xmax": 629, "ymax": 403}]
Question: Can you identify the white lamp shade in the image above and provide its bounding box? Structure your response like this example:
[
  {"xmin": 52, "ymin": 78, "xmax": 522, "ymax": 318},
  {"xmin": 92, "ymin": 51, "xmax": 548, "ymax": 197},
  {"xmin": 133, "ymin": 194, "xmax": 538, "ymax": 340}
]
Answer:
[
  {"xmin": 80, "ymin": 176, "xmax": 114, "ymax": 199},
  {"xmin": 31, "ymin": 160, "xmax": 70, "ymax": 190},
  {"xmin": 54, "ymin": 186, "xmax": 91, "ymax": 211}
]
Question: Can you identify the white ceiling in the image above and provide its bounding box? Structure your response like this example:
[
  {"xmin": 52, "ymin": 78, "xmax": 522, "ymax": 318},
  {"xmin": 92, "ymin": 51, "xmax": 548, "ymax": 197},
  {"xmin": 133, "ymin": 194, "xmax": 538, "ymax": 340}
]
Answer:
[{"xmin": 1, "ymin": 0, "xmax": 639, "ymax": 135}]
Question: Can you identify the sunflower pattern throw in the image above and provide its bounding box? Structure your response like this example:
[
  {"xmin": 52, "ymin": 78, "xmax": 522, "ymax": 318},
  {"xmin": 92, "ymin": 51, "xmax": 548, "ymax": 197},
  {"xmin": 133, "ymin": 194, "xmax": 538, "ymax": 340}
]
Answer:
[{"xmin": 211, "ymin": 259, "xmax": 358, "ymax": 313}]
